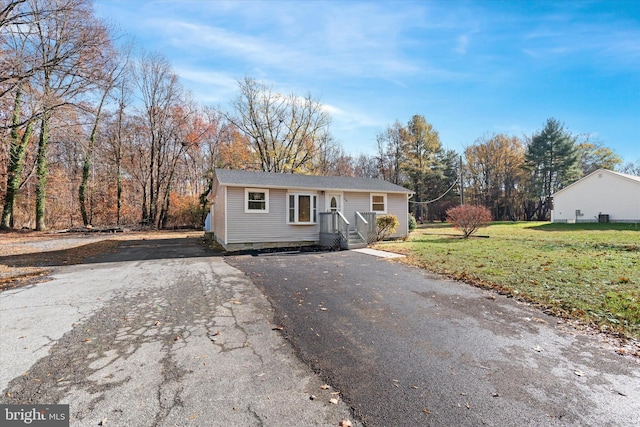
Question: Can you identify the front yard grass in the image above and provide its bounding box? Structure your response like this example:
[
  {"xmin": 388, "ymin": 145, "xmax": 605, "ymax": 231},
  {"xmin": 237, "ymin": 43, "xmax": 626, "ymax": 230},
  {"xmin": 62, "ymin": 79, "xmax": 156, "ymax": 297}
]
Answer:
[{"xmin": 376, "ymin": 222, "xmax": 640, "ymax": 341}]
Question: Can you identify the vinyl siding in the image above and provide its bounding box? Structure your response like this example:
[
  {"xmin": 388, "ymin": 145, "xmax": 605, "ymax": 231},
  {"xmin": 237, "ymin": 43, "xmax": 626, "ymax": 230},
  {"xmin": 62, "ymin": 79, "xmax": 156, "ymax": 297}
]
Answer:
[
  {"xmin": 387, "ymin": 193, "xmax": 410, "ymax": 237},
  {"xmin": 211, "ymin": 183, "xmax": 226, "ymax": 244},
  {"xmin": 342, "ymin": 192, "xmax": 408, "ymax": 238},
  {"xmin": 226, "ymin": 187, "xmax": 320, "ymax": 244},
  {"xmin": 552, "ymin": 171, "xmax": 640, "ymax": 222},
  {"xmin": 213, "ymin": 182, "xmax": 411, "ymax": 248}
]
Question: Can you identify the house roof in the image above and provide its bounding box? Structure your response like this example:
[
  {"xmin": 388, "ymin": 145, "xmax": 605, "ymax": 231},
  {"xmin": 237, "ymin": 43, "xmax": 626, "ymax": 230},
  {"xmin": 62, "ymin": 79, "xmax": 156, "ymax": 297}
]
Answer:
[
  {"xmin": 553, "ymin": 168, "xmax": 640, "ymax": 196},
  {"xmin": 214, "ymin": 168, "xmax": 414, "ymax": 194}
]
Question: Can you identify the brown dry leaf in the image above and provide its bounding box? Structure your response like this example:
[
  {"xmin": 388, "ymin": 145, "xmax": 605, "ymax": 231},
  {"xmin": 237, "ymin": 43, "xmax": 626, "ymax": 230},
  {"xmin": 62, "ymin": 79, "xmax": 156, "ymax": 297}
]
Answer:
[
  {"xmin": 329, "ymin": 397, "xmax": 339, "ymax": 405},
  {"xmin": 320, "ymin": 384, "xmax": 330, "ymax": 390},
  {"xmin": 411, "ymin": 385, "xmax": 418, "ymax": 389},
  {"xmin": 339, "ymin": 420, "xmax": 352, "ymax": 427},
  {"xmin": 422, "ymin": 408, "xmax": 431, "ymax": 414}
]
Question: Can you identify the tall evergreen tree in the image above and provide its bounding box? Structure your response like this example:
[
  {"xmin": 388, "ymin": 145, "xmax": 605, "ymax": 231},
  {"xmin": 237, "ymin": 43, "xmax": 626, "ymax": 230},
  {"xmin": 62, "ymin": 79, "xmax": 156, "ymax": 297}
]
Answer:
[{"xmin": 523, "ymin": 118, "xmax": 582, "ymax": 220}]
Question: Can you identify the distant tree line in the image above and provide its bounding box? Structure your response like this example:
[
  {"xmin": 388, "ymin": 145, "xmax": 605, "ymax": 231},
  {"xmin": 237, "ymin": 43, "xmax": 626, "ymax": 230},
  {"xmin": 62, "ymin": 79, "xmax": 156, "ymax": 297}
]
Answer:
[{"xmin": 1, "ymin": 0, "xmax": 638, "ymax": 230}]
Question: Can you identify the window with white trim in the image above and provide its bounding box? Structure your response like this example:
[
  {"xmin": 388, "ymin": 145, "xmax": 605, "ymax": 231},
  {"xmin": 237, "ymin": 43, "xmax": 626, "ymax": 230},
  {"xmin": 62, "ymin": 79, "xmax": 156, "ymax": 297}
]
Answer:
[
  {"xmin": 371, "ymin": 193, "xmax": 387, "ymax": 213},
  {"xmin": 245, "ymin": 188, "xmax": 269, "ymax": 213},
  {"xmin": 287, "ymin": 193, "xmax": 317, "ymax": 224}
]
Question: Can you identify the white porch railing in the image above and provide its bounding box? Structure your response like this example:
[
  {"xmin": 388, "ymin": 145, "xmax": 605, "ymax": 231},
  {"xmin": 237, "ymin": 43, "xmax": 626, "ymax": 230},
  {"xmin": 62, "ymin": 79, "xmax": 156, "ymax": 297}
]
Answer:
[
  {"xmin": 355, "ymin": 211, "xmax": 377, "ymax": 244},
  {"xmin": 319, "ymin": 211, "xmax": 377, "ymax": 249}
]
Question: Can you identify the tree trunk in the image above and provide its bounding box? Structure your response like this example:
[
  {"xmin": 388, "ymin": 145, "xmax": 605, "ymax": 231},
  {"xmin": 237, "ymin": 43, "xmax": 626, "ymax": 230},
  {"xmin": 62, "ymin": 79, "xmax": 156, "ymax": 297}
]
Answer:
[
  {"xmin": 1, "ymin": 87, "xmax": 33, "ymax": 229},
  {"xmin": 79, "ymin": 95, "xmax": 106, "ymax": 226},
  {"xmin": 35, "ymin": 114, "xmax": 50, "ymax": 231}
]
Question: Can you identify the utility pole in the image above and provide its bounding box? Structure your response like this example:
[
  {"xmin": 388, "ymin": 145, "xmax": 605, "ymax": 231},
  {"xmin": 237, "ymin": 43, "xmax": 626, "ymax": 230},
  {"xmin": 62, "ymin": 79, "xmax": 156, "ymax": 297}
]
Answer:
[{"xmin": 459, "ymin": 155, "xmax": 464, "ymax": 205}]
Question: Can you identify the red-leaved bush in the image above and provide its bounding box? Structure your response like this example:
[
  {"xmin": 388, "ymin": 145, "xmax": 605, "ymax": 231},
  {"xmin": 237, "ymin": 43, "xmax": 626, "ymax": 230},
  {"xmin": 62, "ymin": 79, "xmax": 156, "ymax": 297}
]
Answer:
[{"xmin": 446, "ymin": 205, "xmax": 492, "ymax": 238}]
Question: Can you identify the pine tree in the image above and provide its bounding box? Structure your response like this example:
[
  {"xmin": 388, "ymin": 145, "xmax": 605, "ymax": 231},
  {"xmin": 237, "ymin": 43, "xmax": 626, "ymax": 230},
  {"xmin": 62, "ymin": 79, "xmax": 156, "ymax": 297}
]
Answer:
[{"xmin": 523, "ymin": 118, "xmax": 582, "ymax": 220}]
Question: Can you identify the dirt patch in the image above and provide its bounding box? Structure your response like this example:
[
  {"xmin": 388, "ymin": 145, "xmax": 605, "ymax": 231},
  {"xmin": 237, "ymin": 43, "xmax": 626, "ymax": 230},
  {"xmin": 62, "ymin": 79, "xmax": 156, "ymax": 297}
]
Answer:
[{"xmin": 0, "ymin": 230, "xmax": 204, "ymax": 291}]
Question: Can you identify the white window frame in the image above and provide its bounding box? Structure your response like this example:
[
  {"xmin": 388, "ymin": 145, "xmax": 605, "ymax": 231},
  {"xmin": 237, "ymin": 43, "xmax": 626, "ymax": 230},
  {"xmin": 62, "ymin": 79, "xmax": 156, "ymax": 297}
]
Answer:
[
  {"xmin": 370, "ymin": 193, "xmax": 387, "ymax": 213},
  {"xmin": 287, "ymin": 192, "xmax": 317, "ymax": 225},
  {"xmin": 245, "ymin": 188, "xmax": 269, "ymax": 213}
]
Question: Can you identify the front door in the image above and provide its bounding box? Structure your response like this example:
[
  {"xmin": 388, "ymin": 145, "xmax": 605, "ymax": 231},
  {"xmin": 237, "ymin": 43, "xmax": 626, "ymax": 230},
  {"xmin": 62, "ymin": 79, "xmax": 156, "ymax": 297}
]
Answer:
[{"xmin": 326, "ymin": 193, "xmax": 343, "ymax": 213}]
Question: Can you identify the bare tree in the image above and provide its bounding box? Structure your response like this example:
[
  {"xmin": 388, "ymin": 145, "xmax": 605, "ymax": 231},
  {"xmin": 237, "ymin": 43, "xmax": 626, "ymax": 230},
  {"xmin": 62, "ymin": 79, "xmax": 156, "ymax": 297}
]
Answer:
[
  {"xmin": 78, "ymin": 43, "xmax": 128, "ymax": 226},
  {"xmin": 227, "ymin": 77, "xmax": 331, "ymax": 173},
  {"xmin": 375, "ymin": 120, "xmax": 405, "ymax": 184},
  {"xmin": 1, "ymin": 0, "xmax": 111, "ymax": 230}
]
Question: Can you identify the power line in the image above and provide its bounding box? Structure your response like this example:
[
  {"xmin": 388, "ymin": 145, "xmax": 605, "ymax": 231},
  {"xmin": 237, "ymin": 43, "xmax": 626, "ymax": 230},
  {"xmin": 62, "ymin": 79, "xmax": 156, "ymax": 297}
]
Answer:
[{"xmin": 408, "ymin": 177, "xmax": 460, "ymax": 205}]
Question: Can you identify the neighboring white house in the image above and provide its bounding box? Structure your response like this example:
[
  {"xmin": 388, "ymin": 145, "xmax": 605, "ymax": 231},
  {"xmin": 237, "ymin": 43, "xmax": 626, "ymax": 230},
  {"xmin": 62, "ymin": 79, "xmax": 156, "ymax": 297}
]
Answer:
[
  {"xmin": 208, "ymin": 168, "xmax": 414, "ymax": 251},
  {"xmin": 551, "ymin": 169, "xmax": 640, "ymax": 223}
]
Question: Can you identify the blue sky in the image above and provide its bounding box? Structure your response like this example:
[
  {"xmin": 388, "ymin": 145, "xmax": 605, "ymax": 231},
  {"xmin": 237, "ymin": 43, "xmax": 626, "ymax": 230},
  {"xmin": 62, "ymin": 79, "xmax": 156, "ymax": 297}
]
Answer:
[{"xmin": 94, "ymin": 0, "xmax": 640, "ymax": 162}]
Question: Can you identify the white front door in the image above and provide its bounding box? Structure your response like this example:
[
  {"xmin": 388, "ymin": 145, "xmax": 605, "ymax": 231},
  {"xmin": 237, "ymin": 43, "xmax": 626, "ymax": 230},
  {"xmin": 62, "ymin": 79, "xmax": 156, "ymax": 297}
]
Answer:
[{"xmin": 326, "ymin": 193, "xmax": 343, "ymax": 213}]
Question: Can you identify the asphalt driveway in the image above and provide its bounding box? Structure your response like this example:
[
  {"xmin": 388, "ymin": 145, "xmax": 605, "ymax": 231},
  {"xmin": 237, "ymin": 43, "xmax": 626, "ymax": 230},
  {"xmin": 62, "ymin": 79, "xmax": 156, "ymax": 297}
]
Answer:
[
  {"xmin": 226, "ymin": 248, "xmax": 640, "ymax": 426},
  {"xmin": 0, "ymin": 238, "xmax": 358, "ymax": 426}
]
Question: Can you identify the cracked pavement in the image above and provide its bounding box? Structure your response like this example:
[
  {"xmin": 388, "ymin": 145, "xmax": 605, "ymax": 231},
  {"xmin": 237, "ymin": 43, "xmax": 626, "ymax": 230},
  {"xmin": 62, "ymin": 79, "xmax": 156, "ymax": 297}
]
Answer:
[{"xmin": 0, "ymin": 237, "xmax": 359, "ymax": 426}]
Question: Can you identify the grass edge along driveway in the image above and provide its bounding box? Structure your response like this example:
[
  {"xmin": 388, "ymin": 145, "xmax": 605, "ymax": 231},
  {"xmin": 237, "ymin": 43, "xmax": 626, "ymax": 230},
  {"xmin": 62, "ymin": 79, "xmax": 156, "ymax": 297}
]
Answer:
[{"xmin": 376, "ymin": 222, "xmax": 640, "ymax": 342}]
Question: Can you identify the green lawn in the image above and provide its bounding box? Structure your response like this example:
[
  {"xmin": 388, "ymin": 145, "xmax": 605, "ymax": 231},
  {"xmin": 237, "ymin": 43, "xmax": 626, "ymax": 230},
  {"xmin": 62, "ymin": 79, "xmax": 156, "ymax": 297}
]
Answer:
[{"xmin": 375, "ymin": 222, "xmax": 640, "ymax": 340}]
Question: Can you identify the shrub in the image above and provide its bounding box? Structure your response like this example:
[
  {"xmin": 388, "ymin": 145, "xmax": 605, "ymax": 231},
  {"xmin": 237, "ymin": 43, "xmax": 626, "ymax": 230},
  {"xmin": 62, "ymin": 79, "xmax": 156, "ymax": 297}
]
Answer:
[
  {"xmin": 376, "ymin": 214, "xmax": 399, "ymax": 241},
  {"xmin": 446, "ymin": 204, "xmax": 492, "ymax": 238},
  {"xmin": 408, "ymin": 213, "xmax": 417, "ymax": 232}
]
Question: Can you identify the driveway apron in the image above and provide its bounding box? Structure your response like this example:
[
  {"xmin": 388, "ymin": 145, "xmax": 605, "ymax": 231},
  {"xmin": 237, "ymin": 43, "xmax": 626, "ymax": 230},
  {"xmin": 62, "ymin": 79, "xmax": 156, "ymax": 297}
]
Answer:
[
  {"xmin": 226, "ymin": 249, "xmax": 640, "ymax": 427},
  {"xmin": 0, "ymin": 238, "xmax": 358, "ymax": 426}
]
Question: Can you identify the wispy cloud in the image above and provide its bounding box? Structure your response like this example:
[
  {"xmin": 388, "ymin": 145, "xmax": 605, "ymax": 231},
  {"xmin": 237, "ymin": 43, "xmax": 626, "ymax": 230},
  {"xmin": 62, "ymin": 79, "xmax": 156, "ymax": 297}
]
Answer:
[{"xmin": 455, "ymin": 35, "xmax": 469, "ymax": 55}]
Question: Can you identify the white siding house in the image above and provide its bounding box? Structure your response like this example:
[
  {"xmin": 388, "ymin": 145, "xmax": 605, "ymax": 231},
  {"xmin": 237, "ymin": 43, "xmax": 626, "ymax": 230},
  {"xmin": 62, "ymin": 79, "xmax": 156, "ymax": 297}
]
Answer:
[
  {"xmin": 551, "ymin": 169, "xmax": 640, "ymax": 223},
  {"xmin": 208, "ymin": 169, "xmax": 414, "ymax": 251}
]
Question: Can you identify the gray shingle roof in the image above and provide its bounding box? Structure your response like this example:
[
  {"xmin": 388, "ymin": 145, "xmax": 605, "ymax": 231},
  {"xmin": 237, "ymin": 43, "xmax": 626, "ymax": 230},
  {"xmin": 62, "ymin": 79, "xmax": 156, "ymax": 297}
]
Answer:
[{"xmin": 215, "ymin": 168, "xmax": 413, "ymax": 194}]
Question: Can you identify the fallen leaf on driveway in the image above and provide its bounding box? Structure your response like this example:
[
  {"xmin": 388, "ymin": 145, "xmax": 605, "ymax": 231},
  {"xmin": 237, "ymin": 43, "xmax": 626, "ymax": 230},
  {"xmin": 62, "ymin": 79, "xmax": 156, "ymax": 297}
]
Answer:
[
  {"xmin": 422, "ymin": 408, "xmax": 431, "ymax": 414},
  {"xmin": 339, "ymin": 420, "xmax": 352, "ymax": 427},
  {"xmin": 320, "ymin": 307, "xmax": 328, "ymax": 311},
  {"xmin": 329, "ymin": 397, "xmax": 339, "ymax": 405},
  {"xmin": 272, "ymin": 326, "xmax": 284, "ymax": 331},
  {"xmin": 320, "ymin": 384, "xmax": 330, "ymax": 390}
]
